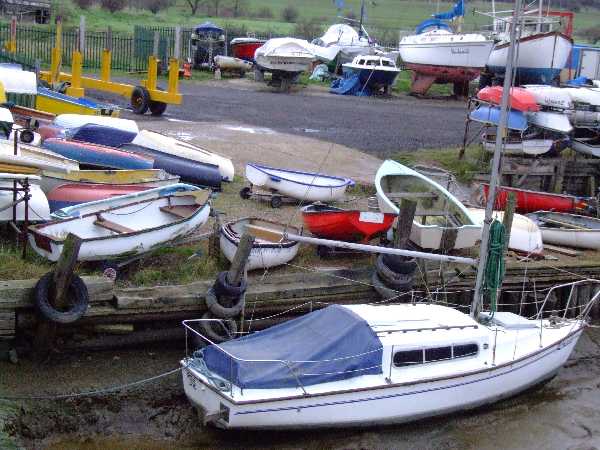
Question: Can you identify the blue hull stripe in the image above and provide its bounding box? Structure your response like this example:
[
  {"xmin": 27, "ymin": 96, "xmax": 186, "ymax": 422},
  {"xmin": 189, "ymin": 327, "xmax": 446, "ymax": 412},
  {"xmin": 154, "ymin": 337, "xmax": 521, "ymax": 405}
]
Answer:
[{"xmin": 234, "ymin": 334, "xmax": 576, "ymax": 416}]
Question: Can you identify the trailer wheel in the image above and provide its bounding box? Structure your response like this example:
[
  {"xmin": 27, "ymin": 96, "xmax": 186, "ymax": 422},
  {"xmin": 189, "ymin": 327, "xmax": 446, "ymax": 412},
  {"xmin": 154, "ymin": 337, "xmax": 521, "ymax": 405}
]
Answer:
[
  {"xmin": 131, "ymin": 86, "xmax": 150, "ymax": 114},
  {"xmin": 149, "ymin": 100, "xmax": 167, "ymax": 116},
  {"xmin": 270, "ymin": 195, "xmax": 282, "ymax": 208},
  {"xmin": 239, "ymin": 187, "xmax": 252, "ymax": 200}
]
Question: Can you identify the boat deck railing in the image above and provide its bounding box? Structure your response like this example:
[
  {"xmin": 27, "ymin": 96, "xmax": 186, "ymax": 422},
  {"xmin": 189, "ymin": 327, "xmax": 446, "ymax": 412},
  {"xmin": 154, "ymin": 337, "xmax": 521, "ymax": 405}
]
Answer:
[{"xmin": 535, "ymin": 279, "xmax": 600, "ymax": 322}]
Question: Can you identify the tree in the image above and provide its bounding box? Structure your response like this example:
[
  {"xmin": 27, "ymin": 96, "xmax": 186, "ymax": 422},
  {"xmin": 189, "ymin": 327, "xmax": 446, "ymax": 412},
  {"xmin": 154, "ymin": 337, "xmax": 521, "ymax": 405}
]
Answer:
[
  {"xmin": 74, "ymin": 0, "xmax": 95, "ymax": 9},
  {"xmin": 185, "ymin": 0, "xmax": 202, "ymax": 15},
  {"xmin": 100, "ymin": 0, "xmax": 126, "ymax": 12},
  {"xmin": 145, "ymin": 0, "xmax": 171, "ymax": 13},
  {"xmin": 231, "ymin": 0, "xmax": 247, "ymax": 17},
  {"xmin": 281, "ymin": 4, "xmax": 298, "ymax": 22}
]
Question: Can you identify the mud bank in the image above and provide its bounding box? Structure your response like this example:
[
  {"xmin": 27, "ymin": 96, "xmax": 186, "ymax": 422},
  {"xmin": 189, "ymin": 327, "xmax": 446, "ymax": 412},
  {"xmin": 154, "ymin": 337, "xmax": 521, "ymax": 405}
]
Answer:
[{"xmin": 2, "ymin": 329, "xmax": 600, "ymax": 450}]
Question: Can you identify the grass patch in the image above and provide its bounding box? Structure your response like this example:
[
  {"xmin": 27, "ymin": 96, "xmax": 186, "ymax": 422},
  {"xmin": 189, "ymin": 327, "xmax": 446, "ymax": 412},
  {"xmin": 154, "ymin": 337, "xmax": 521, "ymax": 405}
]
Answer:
[
  {"xmin": 0, "ymin": 241, "xmax": 54, "ymax": 280},
  {"xmin": 392, "ymin": 71, "xmax": 454, "ymax": 97},
  {"xmin": 393, "ymin": 145, "xmax": 489, "ymax": 184}
]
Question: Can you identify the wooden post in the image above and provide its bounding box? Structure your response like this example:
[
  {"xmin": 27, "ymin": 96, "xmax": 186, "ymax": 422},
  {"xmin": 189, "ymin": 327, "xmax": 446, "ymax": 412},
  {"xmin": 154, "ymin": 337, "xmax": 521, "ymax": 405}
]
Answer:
[
  {"xmin": 553, "ymin": 160, "xmax": 566, "ymax": 194},
  {"xmin": 227, "ymin": 232, "xmax": 255, "ymax": 287},
  {"xmin": 501, "ymin": 192, "xmax": 516, "ymax": 256},
  {"xmin": 208, "ymin": 213, "xmax": 221, "ymax": 259},
  {"xmin": 33, "ymin": 233, "xmax": 82, "ymax": 358},
  {"xmin": 394, "ymin": 199, "xmax": 417, "ymax": 250}
]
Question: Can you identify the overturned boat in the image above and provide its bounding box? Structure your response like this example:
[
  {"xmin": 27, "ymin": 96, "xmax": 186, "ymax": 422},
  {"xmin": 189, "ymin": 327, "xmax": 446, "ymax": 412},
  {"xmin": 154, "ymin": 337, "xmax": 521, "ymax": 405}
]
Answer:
[
  {"xmin": 528, "ymin": 211, "xmax": 600, "ymax": 250},
  {"xmin": 0, "ymin": 173, "xmax": 50, "ymax": 222}
]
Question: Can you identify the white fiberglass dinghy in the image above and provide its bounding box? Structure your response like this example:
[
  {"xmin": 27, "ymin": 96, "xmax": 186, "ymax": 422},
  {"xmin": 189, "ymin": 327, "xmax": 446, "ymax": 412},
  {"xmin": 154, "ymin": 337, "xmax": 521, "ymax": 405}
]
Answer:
[
  {"xmin": 0, "ymin": 174, "xmax": 49, "ymax": 221},
  {"xmin": 53, "ymin": 114, "xmax": 139, "ymax": 133},
  {"xmin": 254, "ymin": 38, "xmax": 316, "ymax": 73},
  {"xmin": 245, "ymin": 163, "xmax": 354, "ymax": 203},
  {"xmin": 527, "ymin": 211, "xmax": 600, "ymax": 250},
  {"xmin": 220, "ymin": 218, "xmax": 299, "ymax": 270},
  {"xmin": 29, "ymin": 187, "xmax": 210, "ymax": 261},
  {"xmin": 375, "ymin": 160, "xmax": 480, "ymax": 250}
]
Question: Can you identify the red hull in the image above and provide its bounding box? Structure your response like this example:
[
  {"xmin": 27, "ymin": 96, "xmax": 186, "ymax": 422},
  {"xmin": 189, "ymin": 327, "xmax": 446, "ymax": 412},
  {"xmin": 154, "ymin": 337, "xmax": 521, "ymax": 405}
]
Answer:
[
  {"xmin": 302, "ymin": 209, "xmax": 395, "ymax": 243},
  {"xmin": 231, "ymin": 41, "xmax": 265, "ymax": 62},
  {"xmin": 48, "ymin": 182, "xmax": 151, "ymax": 204},
  {"xmin": 477, "ymin": 86, "xmax": 540, "ymax": 112},
  {"xmin": 482, "ymin": 184, "xmax": 589, "ymax": 213},
  {"xmin": 406, "ymin": 63, "xmax": 481, "ymax": 83}
]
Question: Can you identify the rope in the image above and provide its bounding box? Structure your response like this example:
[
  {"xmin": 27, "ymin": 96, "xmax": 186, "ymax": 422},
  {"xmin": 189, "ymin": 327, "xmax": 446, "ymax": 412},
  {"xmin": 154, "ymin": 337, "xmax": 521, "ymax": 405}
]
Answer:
[
  {"xmin": 0, "ymin": 367, "xmax": 182, "ymax": 401},
  {"xmin": 483, "ymin": 219, "xmax": 506, "ymax": 320}
]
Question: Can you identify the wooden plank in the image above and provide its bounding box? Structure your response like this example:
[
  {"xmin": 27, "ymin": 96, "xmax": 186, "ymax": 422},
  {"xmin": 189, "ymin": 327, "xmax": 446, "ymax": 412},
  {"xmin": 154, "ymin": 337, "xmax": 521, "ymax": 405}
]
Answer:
[
  {"xmin": 53, "ymin": 233, "xmax": 82, "ymax": 309},
  {"xmin": 0, "ymin": 276, "xmax": 114, "ymax": 310},
  {"xmin": 94, "ymin": 217, "xmax": 134, "ymax": 234},
  {"xmin": 395, "ymin": 199, "xmax": 416, "ymax": 250},
  {"xmin": 227, "ymin": 232, "xmax": 255, "ymax": 287},
  {"xmin": 0, "ymin": 311, "xmax": 16, "ymax": 336},
  {"xmin": 543, "ymin": 244, "xmax": 582, "ymax": 257},
  {"xmin": 159, "ymin": 205, "xmax": 193, "ymax": 219}
]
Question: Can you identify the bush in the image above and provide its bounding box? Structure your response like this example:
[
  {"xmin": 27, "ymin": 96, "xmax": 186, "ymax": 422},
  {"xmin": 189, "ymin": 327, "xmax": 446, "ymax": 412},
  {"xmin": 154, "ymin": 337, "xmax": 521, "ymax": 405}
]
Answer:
[
  {"xmin": 144, "ymin": 0, "xmax": 171, "ymax": 13},
  {"xmin": 73, "ymin": 0, "xmax": 95, "ymax": 8},
  {"xmin": 100, "ymin": 0, "xmax": 126, "ymax": 12},
  {"xmin": 255, "ymin": 6, "xmax": 273, "ymax": 18},
  {"xmin": 281, "ymin": 4, "xmax": 298, "ymax": 22},
  {"xmin": 576, "ymin": 26, "xmax": 600, "ymax": 44},
  {"xmin": 293, "ymin": 18, "xmax": 323, "ymax": 40}
]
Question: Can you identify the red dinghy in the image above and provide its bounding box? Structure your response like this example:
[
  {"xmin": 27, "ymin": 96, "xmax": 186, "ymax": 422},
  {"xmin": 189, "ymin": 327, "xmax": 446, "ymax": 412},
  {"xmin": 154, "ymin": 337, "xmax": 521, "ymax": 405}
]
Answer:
[
  {"xmin": 231, "ymin": 37, "xmax": 266, "ymax": 62},
  {"xmin": 47, "ymin": 182, "xmax": 151, "ymax": 212},
  {"xmin": 302, "ymin": 204, "xmax": 395, "ymax": 243},
  {"xmin": 477, "ymin": 86, "xmax": 540, "ymax": 112},
  {"xmin": 481, "ymin": 184, "xmax": 590, "ymax": 214}
]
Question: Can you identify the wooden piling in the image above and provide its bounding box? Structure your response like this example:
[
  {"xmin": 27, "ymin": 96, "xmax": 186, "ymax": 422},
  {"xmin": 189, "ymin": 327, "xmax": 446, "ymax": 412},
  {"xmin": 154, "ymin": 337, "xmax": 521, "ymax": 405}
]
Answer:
[
  {"xmin": 226, "ymin": 232, "xmax": 255, "ymax": 287},
  {"xmin": 394, "ymin": 199, "xmax": 417, "ymax": 249},
  {"xmin": 501, "ymin": 192, "xmax": 516, "ymax": 257}
]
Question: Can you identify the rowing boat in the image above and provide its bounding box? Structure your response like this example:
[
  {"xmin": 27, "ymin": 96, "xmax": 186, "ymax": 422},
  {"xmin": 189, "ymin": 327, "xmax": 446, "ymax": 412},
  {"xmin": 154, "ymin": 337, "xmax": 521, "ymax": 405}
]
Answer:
[
  {"xmin": 0, "ymin": 173, "xmax": 49, "ymax": 221},
  {"xmin": 527, "ymin": 211, "xmax": 600, "ymax": 250}
]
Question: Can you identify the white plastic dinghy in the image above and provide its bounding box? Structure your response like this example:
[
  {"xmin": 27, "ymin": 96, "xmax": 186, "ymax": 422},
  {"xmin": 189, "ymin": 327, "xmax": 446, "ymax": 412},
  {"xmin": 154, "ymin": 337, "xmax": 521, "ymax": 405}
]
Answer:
[
  {"xmin": 220, "ymin": 218, "xmax": 300, "ymax": 270},
  {"xmin": 0, "ymin": 173, "xmax": 49, "ymax": 221},
  {"xmin": 527, "ymin": 211, "xmax": 600, "ymax": 250},
  {"xmin": 468, "ymin": 208, "xmax": 543, "ymax": 255},
  {"xmin": 132, "ymin": 130, "xmax": 234, "ymax": 182},
  {"xmin": 0, "ymin": 141, "xmax": 79, "ymax": 173},
  {"xmin": 245, "ymin": 163, "xmax": 354, "ymax": 202},
  {"xmin": 376, "ymin": 160, "xmax": 481, "ymax": 250},
  {"xmin": 29, "ymin": 188, "xmax": 211, "ymax": 262},
  {"xmin": 53, "ymin": 114, "xmax": 140, "ymax": 134}
]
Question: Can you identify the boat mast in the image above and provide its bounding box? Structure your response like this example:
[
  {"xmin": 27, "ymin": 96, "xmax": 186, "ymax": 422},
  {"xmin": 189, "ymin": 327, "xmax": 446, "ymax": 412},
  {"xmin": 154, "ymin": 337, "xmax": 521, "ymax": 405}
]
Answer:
[
  {"xmin": 537, "ymin": 0, "xmax": 543, "ymax": 32},
  {"xmin": 358, "ymin": 0, "xmax": 365, "ymax": 38},
  {"xmin": 470, "ymin": 0, "xmax": 522, "ymax": 318}
]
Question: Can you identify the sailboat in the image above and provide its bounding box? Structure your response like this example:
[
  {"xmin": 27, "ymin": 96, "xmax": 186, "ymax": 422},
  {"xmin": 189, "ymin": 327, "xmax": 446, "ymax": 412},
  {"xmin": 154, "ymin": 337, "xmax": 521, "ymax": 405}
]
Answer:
[
  {"xmin": 398, "ymin": 0, "xmax": 494, "ymax": 95},
  {"xmin": 179, "ymin": 1, "xmax": 599, "ymax": 429}
]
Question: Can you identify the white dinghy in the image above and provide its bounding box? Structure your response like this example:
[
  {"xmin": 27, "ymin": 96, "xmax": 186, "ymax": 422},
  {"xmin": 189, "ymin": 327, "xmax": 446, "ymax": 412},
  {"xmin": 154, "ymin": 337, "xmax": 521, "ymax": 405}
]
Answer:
[
  {"xmin": 0, "ymin": 141, "xmax": 79, "ymax": 173},
  {"xmin": 527, "ymin": 211, "xmax": 600, "ymax": 250},
  {"xmin": 481, "ymin": 132, "xmax": 554, "ymax": 156},
  {"xmin": 245, "ymin": 163, "xmax": 354, "ymax": 203},
  {"xmin": 29, "ymin": 188, "xmax": 210, "ymax": 261},
  {"xmin": 53, "ymin": 114, "xmax": 139, "ymax": 134},
  {"xmin": 220, "ymin": 218, "xmax": 299, "ymax": 271},
  {"xmin": 132, "ymin": 130, "xmax": 234, "ymax": 181},
  {"xmin": 182, "ymin": 287, "xmax": 597, "ymax": 429},
  {"xmin": 375, "ymin": 160, "xmax": 481, "ymax": 250},
  {"xmin": 0, "ymin": 174, "xmax": 49, "ymax": 221},
  {"xmin": 468, "ymin": 208, "xmax": 543, "ymax": 255}
]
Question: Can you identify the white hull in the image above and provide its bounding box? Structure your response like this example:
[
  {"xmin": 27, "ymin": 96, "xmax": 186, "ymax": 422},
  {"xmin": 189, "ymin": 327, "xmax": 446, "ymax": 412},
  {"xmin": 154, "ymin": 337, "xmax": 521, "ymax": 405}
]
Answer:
[
  {"xmin": 254, "ymin": 38, "xmax": 316, "ymax": 73},
  {"xmin": 488, "ymin": 32, "xmax": 572, "ymax": 74},
  {"xmin": 53, "ymin": 114, "xmax": 139, "ymax": 133},
  {"xmin": 245, "ymin": 163, "xmax": 353, "ymax": 203},
  {"xmin": 375, "ymin": 160, "xmax": 480, "ymax": 250},
  {"xmin": 255, "ymin": 55, "xmax": 314, "ymax": 73},
  {"xmin": 468, "ymin": 208, "xmax": 543, "ymax": 254},
  {"xmin": 526, "ymin": 110, "xmax": 573, "ymax": 133},
  {"xmin": 0, "ymin": 141, "xmax": 79, "ymax": 173},
  {"xmin": 0, "ymin": 174, "xmax": 49, "ymax": 221},
  {"xmin": 481, "ymin": 135, "xmax": 554, "ymax": 156},
  {"xmin": 570, "ymin": 137, "xmax": 600, "ymax": 157},
  {"xmin": 399, "ymin": 32, "xmax": 493, "ymax": 69},
  {"xmin": 220, "ymin": 218, "xmax": 299, "ymax": 271},
  {"xmin": 132, "ymin": 130, "xmax": 234, "ymax": 182},
  {"xmin": 539, "ymin": 227, "xmax": 600, "ymax": 250},
  {"xmin": 29, "ymin": 190, "xmax": 210, "ymax": 261},
  {"xmin": 214, "ymin": 56, "xmax": 253, "ymax": 72}
]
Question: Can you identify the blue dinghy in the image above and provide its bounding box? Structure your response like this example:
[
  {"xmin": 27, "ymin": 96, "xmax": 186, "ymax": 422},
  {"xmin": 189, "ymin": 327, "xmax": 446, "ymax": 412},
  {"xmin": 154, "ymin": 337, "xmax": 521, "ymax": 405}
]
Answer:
[
  {"xmin": 469, "ymin": 105, "xmax": 528, "ymax": 131},
  {"xmin": 68, "ymin": 124, "xmax": 137, "ymax": 148}
]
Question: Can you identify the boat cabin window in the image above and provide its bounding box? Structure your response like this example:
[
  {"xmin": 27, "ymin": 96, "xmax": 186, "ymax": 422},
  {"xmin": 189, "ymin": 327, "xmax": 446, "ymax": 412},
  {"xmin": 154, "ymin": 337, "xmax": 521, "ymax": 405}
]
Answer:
[
  {"xmin": 393, "ymin": 343, "xmax": 478, "ymax": 367},
  {"xmin": 381, "ymin": 60, "xmax": 393, "ymax": 67},
  {"xmin": 358, "ymin": 59, "xmax": 365, "ymax": 65}
]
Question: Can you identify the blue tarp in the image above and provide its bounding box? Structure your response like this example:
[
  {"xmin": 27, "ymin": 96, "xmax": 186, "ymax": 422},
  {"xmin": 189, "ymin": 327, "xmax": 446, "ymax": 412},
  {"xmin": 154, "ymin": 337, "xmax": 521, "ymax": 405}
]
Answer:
[
  {"xmin": 566, "ymin": 76, "xmax": 593, "ymax": 87},
  {"xmin": 330, "ymin": 74, "xmax": 371, "ymax": 96},
  {"xmin": 202, "ymin": 305, "xmax": 383, "ymax": 389},
  {"xmin": 194, "ymin": 22, "xmax": 223, "ymax": 35},
  {"xmin": 69, "ymin": 124, "xmax": 137, "ymax": 148},
  {"xmin": 416, "ymin": 19, "xmax": 452, "ymax": 35},
  {"xmin": 470, "ymin": 105, "xmax": 528, "ymax": 131},
  {"xmin": 433, "ymin": 0, "xmax": 464, "ymax": 20}
]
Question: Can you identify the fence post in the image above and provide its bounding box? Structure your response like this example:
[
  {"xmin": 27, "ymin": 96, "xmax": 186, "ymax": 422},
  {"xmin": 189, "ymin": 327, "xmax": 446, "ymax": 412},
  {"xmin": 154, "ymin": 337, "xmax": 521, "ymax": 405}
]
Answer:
[
  {"xmin": 66, "ymin": 16, "xmax": 85, "ymax": 98},
  {"xmin": 174, "ymin": 26, "xmax": 181, "ymax": 60},
  {"xmin": 6, "ymin": 16, "xmax": 16, "ymax": 53},
  {"xmin": 50, "ymin": 18, "xmax": 63, "ymax": 84},
  {"xmin": 101, "ymin": 26, "xmax": 112, "ymax": 82}
]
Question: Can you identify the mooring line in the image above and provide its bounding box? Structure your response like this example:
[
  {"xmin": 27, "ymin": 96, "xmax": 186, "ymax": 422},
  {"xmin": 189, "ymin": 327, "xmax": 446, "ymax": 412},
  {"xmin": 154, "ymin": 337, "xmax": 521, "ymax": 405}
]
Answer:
[{"xmin": 0, "ymin": 367, "xmax": 182, "ymax": 401}]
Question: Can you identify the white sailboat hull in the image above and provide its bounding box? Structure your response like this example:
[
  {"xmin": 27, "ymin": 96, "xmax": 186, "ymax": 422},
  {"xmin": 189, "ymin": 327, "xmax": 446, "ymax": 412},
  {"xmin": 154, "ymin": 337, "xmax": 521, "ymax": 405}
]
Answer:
[
  {"xmin": 182, "ymin": 328, "xmax": 581, "ymax": 428},
  {"xmin": 0, "ymin": 174, "xmax": 49, "ymax": 221},
  {"xmin": 399, "ymin": 36, "xmax": 493, "ymax": 69}
]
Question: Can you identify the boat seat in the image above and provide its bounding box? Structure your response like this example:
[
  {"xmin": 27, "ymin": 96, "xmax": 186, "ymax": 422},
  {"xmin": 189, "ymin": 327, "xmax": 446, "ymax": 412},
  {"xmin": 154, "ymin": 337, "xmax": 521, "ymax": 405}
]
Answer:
[
  {"xmin": 386, "ymin": 192, "xmax": 439, "ymax": 200},
  {"xmin": 94, "ymin": 215, "xmax": 134, "ymax": 234},
  {"xmin": 160, "ymin": 205, "xmax": 194, "ymax": 219}
]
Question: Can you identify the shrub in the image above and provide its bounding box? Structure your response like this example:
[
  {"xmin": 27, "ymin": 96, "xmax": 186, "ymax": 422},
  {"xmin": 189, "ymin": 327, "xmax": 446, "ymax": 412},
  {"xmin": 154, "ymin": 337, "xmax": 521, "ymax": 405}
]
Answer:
[
  {"xmin": 293, "ymin": 18, "xmax": 323, "ymax": 40},
  {"xmin": 144, "ymin": 0, "xmax": 171, "ymax": 13},
  {"xmin": 100, "ymin": 0, "xmax": 126, "ymax": 12},
  {"xmin": 255, "ymin": 6, "xmax": 273, "ymax": 18},
  {"xmin": 281, "ymin": 5, "xmax": 298, "ymax": 22}
]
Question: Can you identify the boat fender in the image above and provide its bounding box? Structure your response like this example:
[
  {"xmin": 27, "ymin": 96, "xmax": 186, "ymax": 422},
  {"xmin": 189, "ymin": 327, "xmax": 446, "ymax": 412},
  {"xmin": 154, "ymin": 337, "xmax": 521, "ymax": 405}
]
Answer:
[
  {"xmin": 381, "ymin": 254, "xmax": 417, "ymax": 274},
  {"xmin": 198, "ymin": 311, "xmax": 238, "ymax": 344},
  {"xmin": 371, "ymin": 271, "xmax": 408, "ymax": 300},
  {"xmin": 34, "ymin": 272, "xmax": 89, "ymax": 324},
  {"xmin": 205, "ymin": 287, "xmax": 246, "ymax": 318},
  {"xmin": 213, "ymin": 271, "xmax": 247, "ymax": 298},
  {"xmin": 376, "ymin": 255, "xmax": 416, "ymax": 283}
]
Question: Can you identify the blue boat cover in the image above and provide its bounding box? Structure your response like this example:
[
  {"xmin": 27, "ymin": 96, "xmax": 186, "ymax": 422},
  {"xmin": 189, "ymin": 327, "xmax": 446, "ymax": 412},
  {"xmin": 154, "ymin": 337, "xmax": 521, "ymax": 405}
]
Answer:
[
  {"xmin": 433, "ymin": 0, "xmax": 464, "ymax": 20},
  {"xmin": 194, "ymin": 22, "xmax": 223, "ymax": 34},
  {"xmin": 416, "ymin": 18, "xmax": 452, "ymax": 35},
  {"xmin": 330, "ymin": 74, "xmax": 371, "ymax": 96},
  {"xmin": 470, "ymin": 105, "xmax": 528, "ymax": 131},
  {"xmin": 69, "ymin": 124, "xmax": 137, "ymax": 148},
  {"xmin": 37, "ymin": 87, "xmax": 116, "ymax": 110},
  {"xmin": 566, "ymin": 76, "xmax": 594, "ymax": 87},
  {"xmin": 202, "ymin": 305, "xmax": 383, "ymax": 389}
]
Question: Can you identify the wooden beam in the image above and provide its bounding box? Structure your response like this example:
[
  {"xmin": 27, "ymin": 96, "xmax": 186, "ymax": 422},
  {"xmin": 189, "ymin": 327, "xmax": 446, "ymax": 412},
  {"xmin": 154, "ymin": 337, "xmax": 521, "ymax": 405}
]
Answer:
[
  {"xmin": 543, "ymin": 244, "xmax": 582, "ymax": 257},
  {"xmin": 501, "ymin": 192, "xmax": 516, "ymax": 256},
  {"xmin": 227, "ymin": 232, "xmax": 255, "ymax": 287},
  {"xmin": 394, "ymin": 199, "xmax": 417, "ymax": 250},
  {"xmin": 53, "ymin": 233, "xmax": 82, "ymax": 309}
]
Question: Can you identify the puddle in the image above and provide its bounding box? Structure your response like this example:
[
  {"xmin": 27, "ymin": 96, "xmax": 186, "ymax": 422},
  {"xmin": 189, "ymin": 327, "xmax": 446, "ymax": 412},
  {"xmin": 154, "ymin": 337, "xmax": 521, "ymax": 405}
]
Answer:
[{"xmin": 222, "ymin": 125, "xmax": 275, "ymax": 135}]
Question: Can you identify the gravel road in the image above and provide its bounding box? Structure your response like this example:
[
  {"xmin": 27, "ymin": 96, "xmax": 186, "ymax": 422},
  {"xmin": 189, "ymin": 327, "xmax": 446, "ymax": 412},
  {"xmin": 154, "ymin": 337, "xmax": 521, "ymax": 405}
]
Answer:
[{"xmin": 98, "ymin": 78, "xmax": 471, "ymax": 158}]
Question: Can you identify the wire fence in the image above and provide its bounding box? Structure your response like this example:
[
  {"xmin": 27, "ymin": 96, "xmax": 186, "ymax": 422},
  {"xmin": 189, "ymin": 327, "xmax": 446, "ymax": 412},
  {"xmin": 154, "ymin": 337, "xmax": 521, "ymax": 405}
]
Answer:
[{"xmin": 0, "ymin": 22, "xmax": 401, "ymax": 74}]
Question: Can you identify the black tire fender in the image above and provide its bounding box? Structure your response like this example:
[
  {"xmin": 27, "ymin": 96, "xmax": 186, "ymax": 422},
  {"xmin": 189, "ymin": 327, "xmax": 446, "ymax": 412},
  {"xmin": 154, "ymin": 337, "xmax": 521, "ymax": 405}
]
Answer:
[
  {"xmin": 213, "ymin": 271, "xmax": 247, "ymax": 298},
  {"xmin": 205, "ymin": 287, "xmax": 245, "ymax": 318},
  {"xmin": 198, "ymin": 311, "xmax": 238, "ymax": 343},
  {"xmin": 376, "ymin": 254, "xmax": 415, "ymax": 282},
  {"xmin": 381, "ymin": 254, "xmax": 417, "ymax": 274},
  {"xmin": 34, "ymin": 272, "xmax": 89, "ymax": 324},
  {"xmin": 372, "ymin": 271, "xmax": 401, "ymax": 301}
]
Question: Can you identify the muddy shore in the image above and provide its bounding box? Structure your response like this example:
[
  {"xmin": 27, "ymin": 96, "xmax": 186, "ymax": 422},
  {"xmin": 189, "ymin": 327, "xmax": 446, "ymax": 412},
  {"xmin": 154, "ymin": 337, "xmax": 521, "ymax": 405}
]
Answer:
[{"xmin": 2, "ymin": 328, "xmax": 600, "ymax": 450}]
